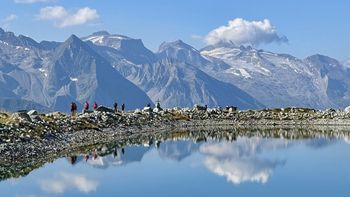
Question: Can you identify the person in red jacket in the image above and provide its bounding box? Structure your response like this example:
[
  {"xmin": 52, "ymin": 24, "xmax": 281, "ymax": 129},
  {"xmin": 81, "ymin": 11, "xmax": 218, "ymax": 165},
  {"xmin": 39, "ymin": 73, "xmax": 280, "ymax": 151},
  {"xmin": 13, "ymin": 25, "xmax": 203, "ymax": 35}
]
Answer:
[
  {"xmin": 84, "ymin": 101, "xmax": 89, "ymax": 110},
  {"xmin": 93, "ymin": 101, "xmax": 98, "ymax": 110}
]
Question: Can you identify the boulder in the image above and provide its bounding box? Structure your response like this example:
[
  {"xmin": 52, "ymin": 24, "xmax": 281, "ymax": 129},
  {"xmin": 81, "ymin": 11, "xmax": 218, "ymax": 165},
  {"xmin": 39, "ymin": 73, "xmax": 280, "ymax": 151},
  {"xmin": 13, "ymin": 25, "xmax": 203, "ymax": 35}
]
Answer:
[
  {"xmin": 133, "ymin": 109, "xmax": 142, "ymax": 114},
  {"xmin": 11, "ymin": 112, "xmax": 31, "ymax": 122},
  {"xmin": 153, "ymin": 107, "xmax": 162, "ymax": 113},
  {"xmin": 82, "ymin": 109, "xmax": 93, "ymax": 114},
  {"xmin": 31, "ymin": 115, "xmax": 42, "ymax": 122},
  {"xmin": 143, "ymin": 106, "xmax": 152, "ymax": 113},
  {"xmin": 345, "ymin": 106, "xmax": 350, "ymax": 114},
  {"xmin": 194, "ymin": 104, "xmax": 207, "ymax": 111},
  {"xmin": 27, "ymin": 110, "xmax": 38, "ymax": 116},
  {"xmin": 227, "ymin": 106, "xmax": 238, "ymax": 113},
  {"xmin": 95, "ymin": 106, "xmax": 114, "ymax": 113},
  {"xmin": 46, "ymin": 112, "xmax": 66, "ymax": 118}
]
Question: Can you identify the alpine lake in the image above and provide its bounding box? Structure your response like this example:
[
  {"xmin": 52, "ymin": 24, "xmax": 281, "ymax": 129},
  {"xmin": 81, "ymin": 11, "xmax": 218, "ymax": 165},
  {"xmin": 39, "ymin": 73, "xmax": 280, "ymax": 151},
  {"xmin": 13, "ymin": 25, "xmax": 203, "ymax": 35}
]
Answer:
[{"xmin": 1, "ymin": 127, "xmax": 350, "ymax": 197}]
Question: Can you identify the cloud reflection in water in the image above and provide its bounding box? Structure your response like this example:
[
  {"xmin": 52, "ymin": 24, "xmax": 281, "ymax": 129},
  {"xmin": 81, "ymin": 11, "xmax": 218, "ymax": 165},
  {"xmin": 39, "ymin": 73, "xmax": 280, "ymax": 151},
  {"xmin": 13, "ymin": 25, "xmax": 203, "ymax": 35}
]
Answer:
[
  {"xmin": 39, "ymin": 172, "xmax": 98, "ymax": 194},
  {"xmin": 200, "ymin": 137, "xmax": 288, "ymax": 184}
]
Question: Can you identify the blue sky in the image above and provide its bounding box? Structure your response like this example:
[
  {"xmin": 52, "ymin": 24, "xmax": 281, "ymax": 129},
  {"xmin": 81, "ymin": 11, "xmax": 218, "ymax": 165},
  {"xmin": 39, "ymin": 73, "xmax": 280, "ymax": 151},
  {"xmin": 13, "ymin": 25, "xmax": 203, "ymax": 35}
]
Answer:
[{"xmin": 1, "ymin": 0, "xmax": 349, "ymax": 60}]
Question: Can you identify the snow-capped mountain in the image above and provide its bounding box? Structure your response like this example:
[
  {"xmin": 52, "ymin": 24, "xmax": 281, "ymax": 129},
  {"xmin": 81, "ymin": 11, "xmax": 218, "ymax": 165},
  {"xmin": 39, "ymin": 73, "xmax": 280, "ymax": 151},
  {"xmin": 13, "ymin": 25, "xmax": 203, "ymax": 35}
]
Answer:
[
  {"xmin": 1, "ymin": 27, "xmax": 349, "ymax": 111},
  {"xmin": 200, "ymin": 43, "xmax": 333, "ymax": 108},
  {"xmin": 155, "ymin": 40, "xmax": 334, "ymax": 108},
  {"xmin": 84, "ymin": 32, "xmax": 264, "ymax": 109},
  {"xmin": 157, "ymin": 40, "xmax": 230, "ymax": 72},
  {"xmin": 82, "ymin": 31, "xmax": 156, "ymax": 64},
  {"xmin": 0, "ymin": 28, "xmax": 152, "ymax": 111},
  {"xmin": 118, "ymin": 58, "xmax": 264, "ymax": 109}
]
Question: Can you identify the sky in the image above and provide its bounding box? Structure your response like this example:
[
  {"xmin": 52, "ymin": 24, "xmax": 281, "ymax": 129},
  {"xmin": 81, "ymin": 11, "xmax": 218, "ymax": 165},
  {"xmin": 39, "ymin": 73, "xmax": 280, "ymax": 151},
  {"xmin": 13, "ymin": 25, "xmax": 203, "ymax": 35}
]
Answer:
[{"xmin": 0, "ymin": 0, "xmax": 349, "ymax": 60}]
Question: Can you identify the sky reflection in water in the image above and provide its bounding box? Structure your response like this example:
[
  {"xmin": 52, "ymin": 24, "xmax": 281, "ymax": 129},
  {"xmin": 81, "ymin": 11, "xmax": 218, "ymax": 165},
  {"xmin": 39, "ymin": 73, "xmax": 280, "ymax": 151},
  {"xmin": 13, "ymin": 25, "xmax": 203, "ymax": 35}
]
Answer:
[{"xmin": 1, "ymin": 136, "xmax": 350, "ymax": 197}]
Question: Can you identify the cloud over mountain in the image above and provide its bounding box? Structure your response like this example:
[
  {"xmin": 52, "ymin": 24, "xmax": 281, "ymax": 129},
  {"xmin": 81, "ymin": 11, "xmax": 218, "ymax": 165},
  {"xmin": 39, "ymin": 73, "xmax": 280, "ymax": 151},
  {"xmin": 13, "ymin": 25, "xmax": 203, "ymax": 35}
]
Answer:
[
  {"xmin": 204, "ymin": 18, "xmax": 288, "ymax": 46},
  {"xmin": 1, "ymin": 14, "xmax": 18, "ymax": 28},
  {"xmin": 38, "ymin": 6, "xmax": 99, "ymax": 28}
]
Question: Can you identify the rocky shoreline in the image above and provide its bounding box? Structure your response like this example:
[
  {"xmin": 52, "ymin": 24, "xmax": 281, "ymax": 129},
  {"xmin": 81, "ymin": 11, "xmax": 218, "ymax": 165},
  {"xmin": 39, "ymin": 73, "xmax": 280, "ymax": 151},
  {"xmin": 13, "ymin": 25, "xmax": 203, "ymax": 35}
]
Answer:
[{"xmin": 2, "ymin": 105, "xmax": 350, "ymax": 180}]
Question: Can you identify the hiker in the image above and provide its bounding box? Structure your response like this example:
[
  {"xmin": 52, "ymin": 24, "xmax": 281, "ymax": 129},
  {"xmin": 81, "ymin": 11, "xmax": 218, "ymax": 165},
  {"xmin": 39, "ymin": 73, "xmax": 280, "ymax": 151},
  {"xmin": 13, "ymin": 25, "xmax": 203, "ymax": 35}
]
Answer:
[
  {"xmin": 93, "ymin": 101, "xmax": 98, "ymax": 110},
  {"xmin": 70, "ymin": 102, "xmax": 77, "ymax": 116},
  {"xmin": 155, "ymin": 100, "xmax": 162, "ymax": 110},
  {"xmin": 93, "ymin": 149, "xmax": 98, "ymax": 160},
  {"xmin": 69, "ymin": 156, "xmax": 77, "ymax": 165},
  {"xmin": 113, "ymin": 102, "xmax": 118, "ymax": 113},
  {"xmin": 113, "ymin": 147, "xmax": 118, "ymax": 158},
  {"xmin": 84, "ymin": 101, "xmax": 89, "ymax": 110},
  {"xmin": 121, "ymin": 103, "xmax": 125, "ymax": 112},
  {"xmin": 84, "ymin": 154, "xmax": 89, "ymax": 162}
]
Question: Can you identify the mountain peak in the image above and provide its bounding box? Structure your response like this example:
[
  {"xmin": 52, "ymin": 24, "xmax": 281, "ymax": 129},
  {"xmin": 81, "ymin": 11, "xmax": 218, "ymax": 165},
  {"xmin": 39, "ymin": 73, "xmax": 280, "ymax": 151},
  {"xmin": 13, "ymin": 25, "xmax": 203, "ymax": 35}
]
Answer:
[
  {"xmin": 63, "ymin": 34, "xmax": 85, "ymax": 47},
  {"xmin": 305, "ymin": 54, "xmax": 339, "ymax": 64},
  {"xmin": 158, "ymin": 40, "xmax": 197, "ymax": 53},
  {"xmin": 200, "ymin": 41, "xmax": 239, "ymax": 52},
  {"xmin": 55, "ymin": 34, "xmax": 94, "ymax": 57},
  {"xmin": 0, "ymin": 28, "xmax": 40, "ymax": 49},
  {"xmin": 305, "ymin": 54, "xmax": 342, "ymax": 71},
  {"xmin": 92, "ymin": 31, "xmax": 110, "ymax": 36},
  {"xmin": 67, "ymin": 34, "xmax": 80, "ymax": 41}
]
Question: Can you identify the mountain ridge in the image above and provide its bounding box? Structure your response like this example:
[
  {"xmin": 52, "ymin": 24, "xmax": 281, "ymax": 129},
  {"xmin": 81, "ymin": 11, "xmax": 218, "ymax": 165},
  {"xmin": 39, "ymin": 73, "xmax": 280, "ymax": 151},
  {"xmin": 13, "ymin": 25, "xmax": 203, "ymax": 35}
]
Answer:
[{"xmin": 0, "ymin": 28, "xmax": 349, "ymax": 111}]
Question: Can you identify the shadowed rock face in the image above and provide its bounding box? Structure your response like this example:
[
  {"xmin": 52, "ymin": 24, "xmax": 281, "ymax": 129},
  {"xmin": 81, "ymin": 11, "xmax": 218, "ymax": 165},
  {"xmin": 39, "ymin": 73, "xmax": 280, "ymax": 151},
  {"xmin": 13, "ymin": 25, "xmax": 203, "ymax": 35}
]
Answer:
[
  {"xmin": 116, "ymin": 58, "xmax": 264, "ymax": 109},
  {"xmin": 83, "ymin": 33, "xmax": 265, "ymax": 109},
  {"xmin": 0, "ymin": 30, "xmax": 153, "ymax": 112},
  {"xmin": 305, "ymin": 54, "xmax": 350, "ymax": 108},
  {"xmin": 45, "ymin": 35, "xmax": 153, "ymax": 111}
]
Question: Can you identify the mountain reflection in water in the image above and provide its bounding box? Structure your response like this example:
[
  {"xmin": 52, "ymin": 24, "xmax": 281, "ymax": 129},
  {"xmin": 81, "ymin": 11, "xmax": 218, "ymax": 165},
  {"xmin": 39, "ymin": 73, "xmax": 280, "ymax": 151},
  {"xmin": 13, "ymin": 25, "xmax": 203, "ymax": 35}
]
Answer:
[{"xmin": 1, "ymin": 128, "xmax": 350, "ymax": 197}]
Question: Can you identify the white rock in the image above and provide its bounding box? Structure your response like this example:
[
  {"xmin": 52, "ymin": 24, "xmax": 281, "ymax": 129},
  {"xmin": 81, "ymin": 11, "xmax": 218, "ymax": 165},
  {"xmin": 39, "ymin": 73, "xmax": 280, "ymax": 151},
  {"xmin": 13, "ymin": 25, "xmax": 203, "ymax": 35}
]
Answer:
[{"xmin": 344, "ymin": 106, "xmax": 350, "ymax": 113}]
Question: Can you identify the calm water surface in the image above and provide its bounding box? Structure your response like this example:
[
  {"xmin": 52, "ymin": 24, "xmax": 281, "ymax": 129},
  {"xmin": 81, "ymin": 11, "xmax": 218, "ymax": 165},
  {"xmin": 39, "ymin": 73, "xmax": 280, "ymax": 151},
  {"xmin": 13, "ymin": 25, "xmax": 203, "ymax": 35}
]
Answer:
[{"xmin": 1, "ymin": 131, "xmax": 350, "ymax": 197}]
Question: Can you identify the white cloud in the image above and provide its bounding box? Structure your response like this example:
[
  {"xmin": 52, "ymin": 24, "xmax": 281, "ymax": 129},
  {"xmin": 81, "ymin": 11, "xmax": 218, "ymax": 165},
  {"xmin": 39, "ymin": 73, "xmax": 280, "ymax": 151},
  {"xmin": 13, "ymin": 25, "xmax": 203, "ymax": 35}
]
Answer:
[
  {"xmin": 204, "ymin": 157, "xmax": 279, "ymax": 184},
  {"xmin": 200, "ymin": 137, "xmax": 288, "ymax": 184},
  {"xmin": 204, "ymin": 18, "xmax": 288, "ymax": 46},
  {"xmin": 3, "ymin": 14, "xmax": 18, "ymax": 23},
  {"xmin": 38, "ymin": 6, "xmax": 67, "ymax": 20},
  {"xmin": 14, "ymin": 0, "xmax": 54, "ymax": 3},
  {"xmin": 60, "ymin": 7, "xmax": 99, "ymax": 28},
  {"xmin": 1, "ymin": 14, "xmax": 18, "ymax": 29},
  {"xmin": 38, "ymin": 6, "xmax": 99, "ymax": 28},
  {"xmin": 39, "ymin": 172, "xmax": 98, "ymax": 194}
]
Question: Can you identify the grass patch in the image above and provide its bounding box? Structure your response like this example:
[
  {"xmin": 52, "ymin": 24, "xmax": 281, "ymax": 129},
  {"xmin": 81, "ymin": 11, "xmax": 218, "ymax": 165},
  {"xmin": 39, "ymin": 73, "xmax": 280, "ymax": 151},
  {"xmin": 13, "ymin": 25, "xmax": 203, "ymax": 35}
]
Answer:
[{"xmin": 0, "ymin": 112, "xmax": 16, "ymax": 125}]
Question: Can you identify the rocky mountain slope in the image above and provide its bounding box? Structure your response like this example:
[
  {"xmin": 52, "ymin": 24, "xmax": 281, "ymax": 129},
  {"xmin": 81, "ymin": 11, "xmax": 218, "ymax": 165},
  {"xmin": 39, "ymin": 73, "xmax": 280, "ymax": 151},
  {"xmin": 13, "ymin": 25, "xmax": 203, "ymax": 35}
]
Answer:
[
  {"xmin": 1, "ymin": 27, "xmax": 349, "ymax": 111},
  {"xmin": 0, "ymin": 29, "xmax": 152, "ymax": 111},
  {"xmin": 84, "ymin": 32, "xmax": 263, "ymax": 109}
]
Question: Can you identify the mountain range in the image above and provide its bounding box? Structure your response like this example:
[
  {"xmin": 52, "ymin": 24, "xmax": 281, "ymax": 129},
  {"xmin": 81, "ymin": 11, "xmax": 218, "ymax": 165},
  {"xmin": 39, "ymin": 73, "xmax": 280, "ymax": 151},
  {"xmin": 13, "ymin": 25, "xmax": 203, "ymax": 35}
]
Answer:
[{"xmin": 0, "ymin": 27, "xmax": 349, "ymax": 112}]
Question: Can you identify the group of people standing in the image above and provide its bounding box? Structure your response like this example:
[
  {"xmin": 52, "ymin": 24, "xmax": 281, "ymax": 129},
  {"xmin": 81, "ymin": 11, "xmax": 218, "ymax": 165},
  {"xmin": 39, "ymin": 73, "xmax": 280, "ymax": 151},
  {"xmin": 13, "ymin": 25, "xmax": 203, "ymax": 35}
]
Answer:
[{"xmin": 70, "ymin": 101, "xmax": 125, "ymax": 116}]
